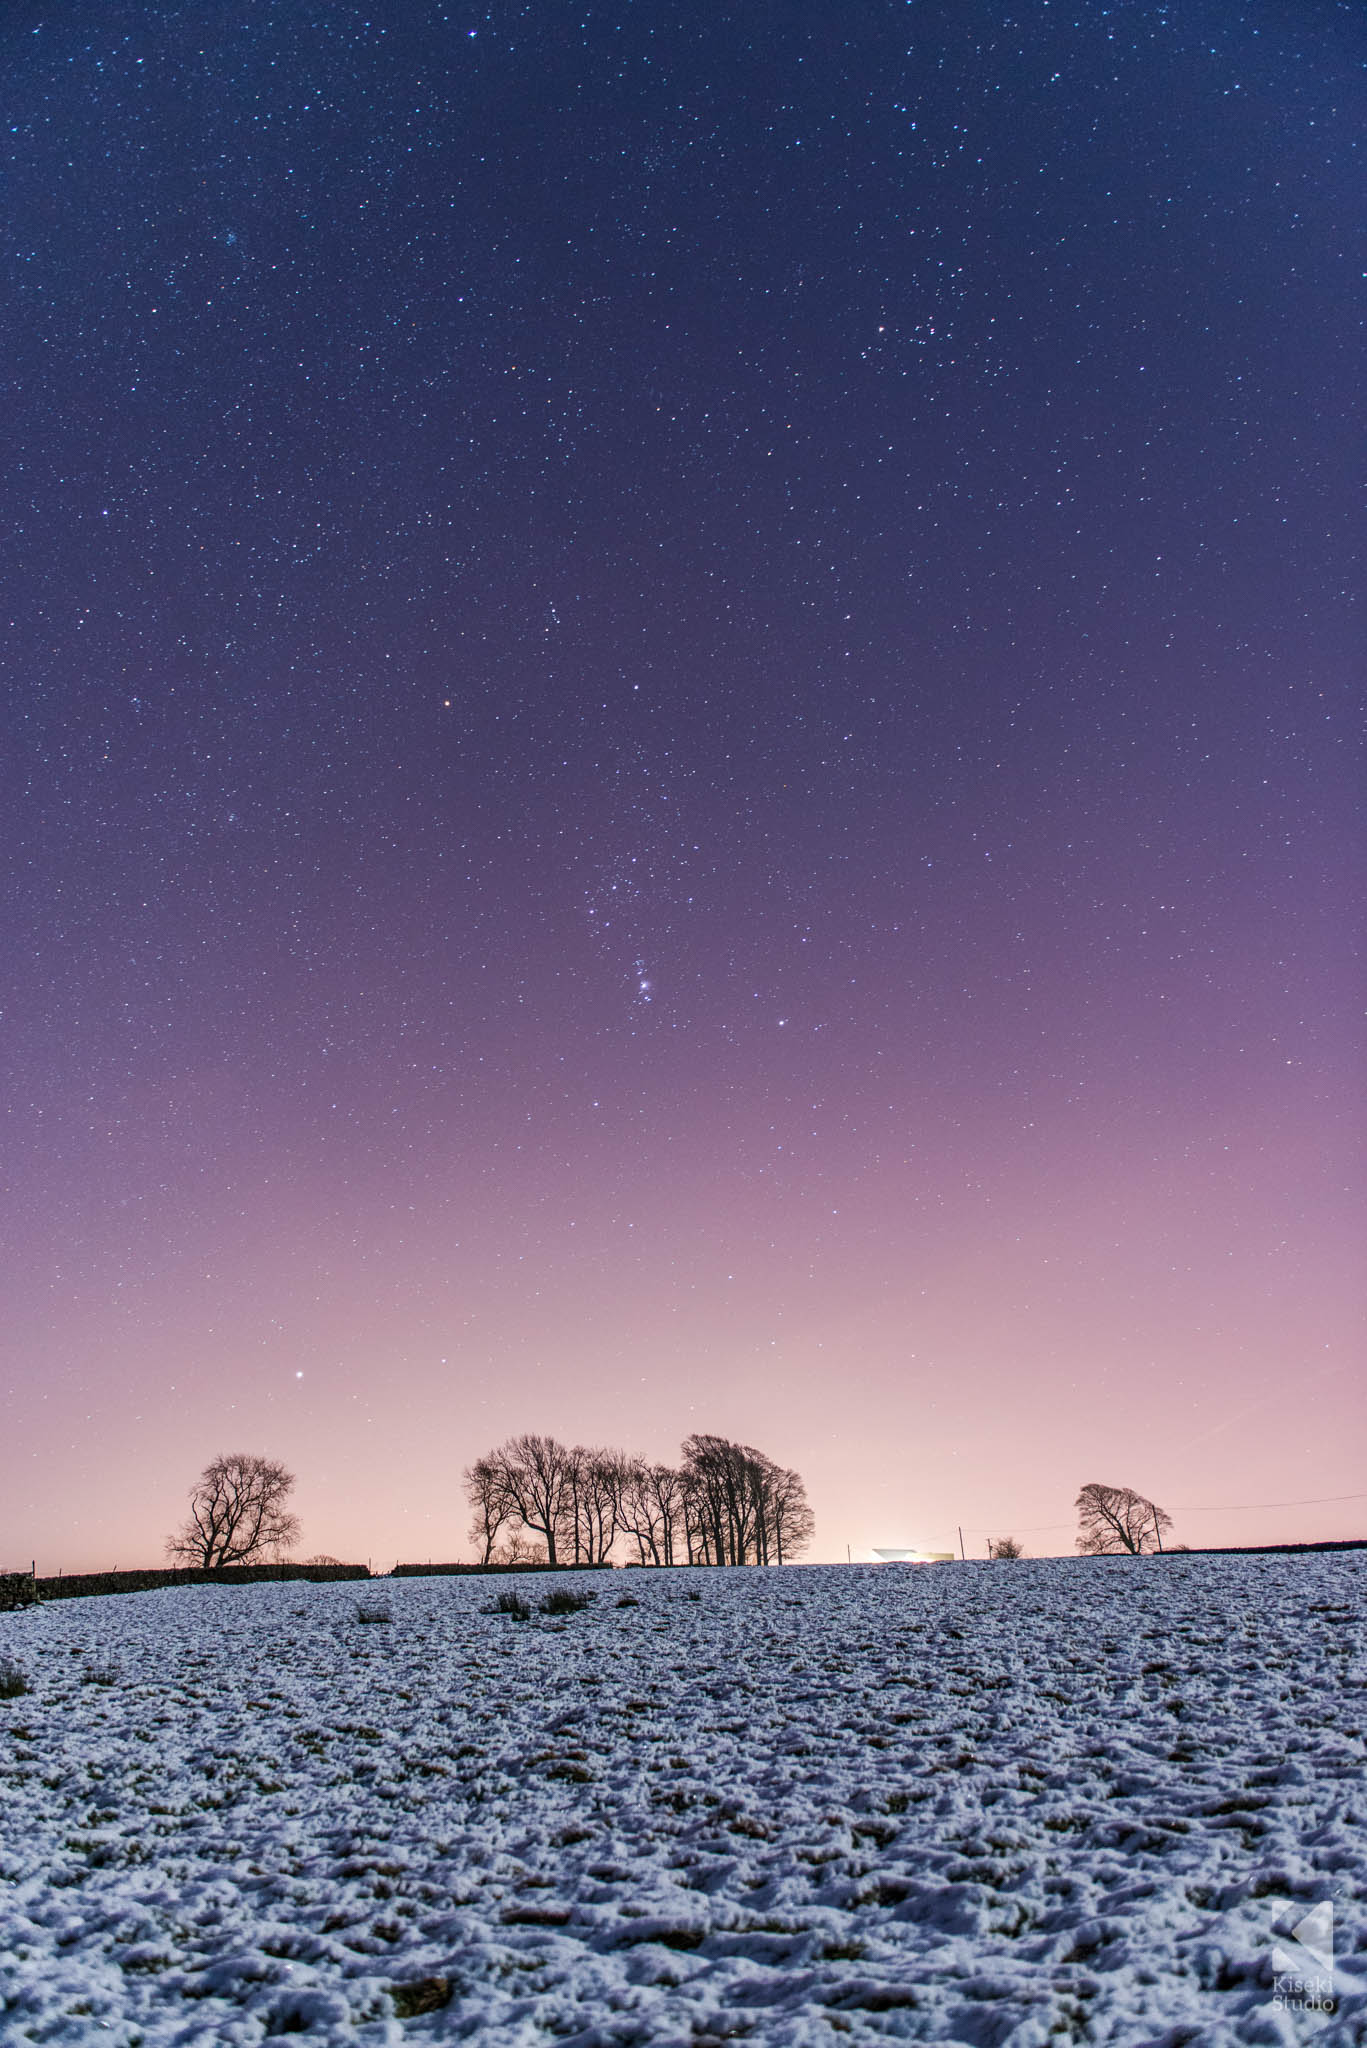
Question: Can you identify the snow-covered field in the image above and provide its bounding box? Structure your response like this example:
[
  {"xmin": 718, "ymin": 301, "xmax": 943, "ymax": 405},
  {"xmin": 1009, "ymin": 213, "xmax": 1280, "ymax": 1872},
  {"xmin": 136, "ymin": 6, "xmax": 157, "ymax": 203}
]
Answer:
[{"xmin": 1, "ymin": 1555, "xmax": 1363, "ymax": 2046}]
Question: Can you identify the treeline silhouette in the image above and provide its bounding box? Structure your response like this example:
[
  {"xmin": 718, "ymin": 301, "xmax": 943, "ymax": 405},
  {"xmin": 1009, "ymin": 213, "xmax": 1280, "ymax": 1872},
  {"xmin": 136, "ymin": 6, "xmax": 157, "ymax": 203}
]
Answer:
[{"xmin": 465, "ymin": 1433, "xmax": 814, "ymax": 1567}]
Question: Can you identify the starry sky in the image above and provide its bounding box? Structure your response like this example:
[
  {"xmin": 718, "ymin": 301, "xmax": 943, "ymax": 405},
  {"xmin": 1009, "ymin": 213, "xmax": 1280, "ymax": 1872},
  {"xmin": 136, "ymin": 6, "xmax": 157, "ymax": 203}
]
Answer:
[{"xmin": 3, "ymin": 1, "xmax": 1362, "ymax": 1573}]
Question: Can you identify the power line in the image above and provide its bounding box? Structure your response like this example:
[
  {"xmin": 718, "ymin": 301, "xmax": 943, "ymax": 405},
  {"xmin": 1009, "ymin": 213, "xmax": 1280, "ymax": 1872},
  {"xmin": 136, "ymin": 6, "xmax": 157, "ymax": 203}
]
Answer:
[
  {"xmin": 964, "ymin": 1489, "xmax": 1366, "ymax": 1537},
  {"xmin": 1171, "ymin": 1491, "xmax": 1367, "ymax": 1513}
]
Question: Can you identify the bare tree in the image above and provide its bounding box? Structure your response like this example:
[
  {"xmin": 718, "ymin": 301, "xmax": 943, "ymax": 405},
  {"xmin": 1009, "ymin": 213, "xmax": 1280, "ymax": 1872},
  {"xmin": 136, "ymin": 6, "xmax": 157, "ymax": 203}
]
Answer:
[
  {"xmin": 561, "ymin": 1446, "xmax": 627, "ymax": 1565},
  {"xmin": 464, "ymin": 1453, "xmax": 511, "ymax": 1565},
  {"xmin": 167, "ymin": 1454, "xmax": 300, "ymax": 1568},
  {"xmin": 766, "ymin": 1461, "xmax": 815, "ymax": 1564},
  {"xmin": 988, "ymin": 1536, "xmax": 1025, "ymax": 1559},
  {"xmin": 619, "ymin": 1461, "xmax": 687, "ymax": 1565},
  {"xmin": 681, "ymin": 1434, "xmax": 745, "ymax": 1563},
  {"xmin": 1075, "ymin": 1482, "xmax": 1171, "ymax": 1556},
  {"xmin": 486, "ymin": 1434, "xmax": 576, "ymax": 1565}
]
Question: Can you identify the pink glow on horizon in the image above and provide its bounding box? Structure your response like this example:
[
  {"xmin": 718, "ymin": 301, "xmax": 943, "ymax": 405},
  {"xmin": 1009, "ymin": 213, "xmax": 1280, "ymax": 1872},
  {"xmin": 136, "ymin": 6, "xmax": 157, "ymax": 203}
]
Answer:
[{"xmin": 6, "ymin": 1066, "xmax": 1361, "ymax": 1573}]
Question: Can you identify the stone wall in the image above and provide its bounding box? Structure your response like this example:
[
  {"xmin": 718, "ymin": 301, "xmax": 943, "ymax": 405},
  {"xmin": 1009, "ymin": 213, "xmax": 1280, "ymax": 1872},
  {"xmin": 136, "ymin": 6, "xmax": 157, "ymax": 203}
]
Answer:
[{"xmin": 34, "ymin": 1563, "xmax": 369, "ymax": 1602}]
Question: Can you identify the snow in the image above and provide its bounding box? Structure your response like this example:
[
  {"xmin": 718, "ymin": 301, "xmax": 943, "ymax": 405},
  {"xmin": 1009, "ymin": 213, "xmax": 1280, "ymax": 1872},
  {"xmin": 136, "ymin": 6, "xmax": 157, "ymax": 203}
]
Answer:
[{"xmin": 1, "ymin": 1554, "xmax": 1363, "ymax": 2044}]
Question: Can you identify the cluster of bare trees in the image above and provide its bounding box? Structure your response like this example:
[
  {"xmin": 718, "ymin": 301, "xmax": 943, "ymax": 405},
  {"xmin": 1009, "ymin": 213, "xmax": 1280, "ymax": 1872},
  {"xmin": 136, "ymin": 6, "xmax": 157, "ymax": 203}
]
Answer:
[
  {"xmin": 465, "ymin": 1433, "xmax": 814, "ymax": 1567},
  {"xmin": 464, "ymin": 1437, "xmax": 627, "ymax": 1566},
  {"xmin": 164, "ymin": 1453, "xmax": 1176, "ymax": 1575}
]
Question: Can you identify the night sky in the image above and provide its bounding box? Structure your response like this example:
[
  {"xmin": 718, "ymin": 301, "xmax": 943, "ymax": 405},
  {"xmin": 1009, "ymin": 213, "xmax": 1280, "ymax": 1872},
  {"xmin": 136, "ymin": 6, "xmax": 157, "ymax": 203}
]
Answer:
[{"xmin": 3, "ymin": 1, "xmax": 1362, "ymax": 1572}]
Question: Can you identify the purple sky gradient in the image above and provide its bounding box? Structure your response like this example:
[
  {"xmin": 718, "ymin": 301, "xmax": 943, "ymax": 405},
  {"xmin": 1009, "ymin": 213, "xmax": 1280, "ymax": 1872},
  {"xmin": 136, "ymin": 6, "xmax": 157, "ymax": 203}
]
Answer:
[{"xmin": 1, "ymin": 0, "xmax": 1362, "ymax": 1571}]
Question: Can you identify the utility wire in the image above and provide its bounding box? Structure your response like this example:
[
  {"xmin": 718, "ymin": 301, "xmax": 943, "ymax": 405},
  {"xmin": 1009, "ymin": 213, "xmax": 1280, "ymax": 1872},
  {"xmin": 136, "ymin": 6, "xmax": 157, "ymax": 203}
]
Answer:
[
  {"xmin": 1170, "ymin": 1490, "xmax": 1366, "ymax": 1513},
  {"xmin": 964, "ymin": 1489, "xmax": 1366, "ymax": 1537}
]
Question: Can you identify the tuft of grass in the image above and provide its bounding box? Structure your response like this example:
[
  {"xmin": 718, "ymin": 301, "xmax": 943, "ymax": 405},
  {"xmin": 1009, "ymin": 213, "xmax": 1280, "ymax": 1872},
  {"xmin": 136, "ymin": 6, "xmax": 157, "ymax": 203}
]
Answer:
[
  {"xmin": 540, "ymin": 1588, "xmax": 595, "ymax": 1616},
  {"xmin": 81, "ymin": 1658, "xmax": 121, "ymax": 1687},
  {"xmin": 354, "ymin": 1598, "xmax": 392, "ymax": 1624},
  {"xmin": 0, "ymin": 1656, "xmax": 30, "ymax": 1699},
  {"xmin": 616, "ymin": 1594, "xmax": 641, "ymax": 1608},
  {"xmin": 492, "ymin": 1591, "xmax": 532, "ymax": 1620},
  {"xmin": 390, "ymin": 1976, "xmax": 453, "ymax": 2018}
]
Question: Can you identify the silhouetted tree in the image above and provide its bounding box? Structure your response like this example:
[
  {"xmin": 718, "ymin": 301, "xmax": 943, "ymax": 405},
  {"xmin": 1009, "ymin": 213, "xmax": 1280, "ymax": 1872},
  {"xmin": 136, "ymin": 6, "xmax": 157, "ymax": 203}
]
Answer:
[
  {"xmin": 619, "ymin": 1460, "xmax": 687, "ymax": 1565},
  {"xmin": 167, "ymin": 1454, "xmax": 300, "ymax": 1568},
  {"xmin": 1075, "ymin": 1482, "xmax": 1171, "ymax": 1555},
  {"xmin": 988, "ymin": 1536, "xmax": 1025, "ymax": 1559},
  {"xmin": 561, "ymin": 1446, "xmax": 628, "ymax": 1564},
  {"xmin": 464, "ymin": 1453, "xmax": 511, "ymax": 1564},
  {"xmin": 767, "ymin": 1460, "xmax": 815, "ymax": 1563},
  {"xmin": 483, "ymin": 1434, "xmax": 575, "ymax": 1565},
  {"xmin": 681, "ymin": 1434, "xmax": 741, "ymax": 1562}
]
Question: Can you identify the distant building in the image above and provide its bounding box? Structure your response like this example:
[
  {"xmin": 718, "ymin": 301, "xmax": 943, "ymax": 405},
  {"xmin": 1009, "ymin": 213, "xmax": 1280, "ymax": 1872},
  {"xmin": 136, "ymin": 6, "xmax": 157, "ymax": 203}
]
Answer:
[{"xmin": 871, "ymin": 1547, "xmax": 956, "ymax": 1563}]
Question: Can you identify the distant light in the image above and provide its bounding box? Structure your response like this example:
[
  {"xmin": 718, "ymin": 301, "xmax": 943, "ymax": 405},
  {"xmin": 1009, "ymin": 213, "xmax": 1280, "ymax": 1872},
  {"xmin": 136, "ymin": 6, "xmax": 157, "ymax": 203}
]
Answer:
[{"xmin": 872, "ymin": 1546, "xmax": 955, "ymax": 1563}]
